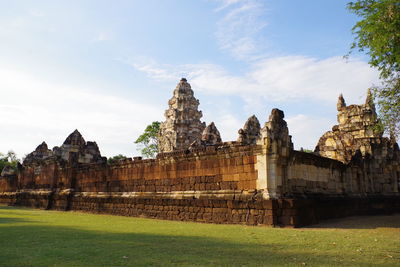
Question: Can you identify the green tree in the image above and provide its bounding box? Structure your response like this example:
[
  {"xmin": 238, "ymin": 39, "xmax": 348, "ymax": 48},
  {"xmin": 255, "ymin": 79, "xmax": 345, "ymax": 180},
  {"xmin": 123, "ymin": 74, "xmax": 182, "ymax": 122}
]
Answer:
[
  {"xmin": 134, "ymin": 121, "xmax": 161, "ymax": 158},
  {"xmin": 300, "ymin": 148, "xmax": 314, "ymax": 153},
  {"xmin": 347, "ymin": 0, "xmax": 400, "ymax": 137},
  {"xmin": 107, "ymin": 154, "xmax": 128, "ymax": 165},
  {"xmin": 0, "ymin": 151, "xmax": 19, "ymax": 173}
]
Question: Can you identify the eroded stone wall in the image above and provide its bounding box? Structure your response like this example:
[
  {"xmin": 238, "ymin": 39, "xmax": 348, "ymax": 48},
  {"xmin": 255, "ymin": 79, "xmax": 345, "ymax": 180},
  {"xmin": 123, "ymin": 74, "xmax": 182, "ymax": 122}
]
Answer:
[{"xmin": 314, "ymin": 91, "xmax": 400, "ymax": 196}]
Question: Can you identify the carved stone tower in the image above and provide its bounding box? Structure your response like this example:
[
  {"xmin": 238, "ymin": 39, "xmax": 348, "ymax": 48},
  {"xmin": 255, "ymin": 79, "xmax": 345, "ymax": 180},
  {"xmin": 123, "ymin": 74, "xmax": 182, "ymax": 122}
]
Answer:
[
  {"xmin": 315, "ymin": 90, "xmax": 382, "ymax": 163},
  {"xmin": 158, "ymin": 78, "xmax": 206, "ymax": 153},
  {"xmin": 237, "ymin": 115, "xmax": 261, "ymax": 145}
]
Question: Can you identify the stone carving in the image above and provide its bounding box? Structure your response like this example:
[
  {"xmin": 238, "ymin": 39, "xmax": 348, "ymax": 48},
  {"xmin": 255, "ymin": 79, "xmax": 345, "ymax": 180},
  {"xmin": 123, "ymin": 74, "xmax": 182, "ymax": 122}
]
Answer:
[
  {"xmin": 23, "ymin": 142, "xmax": 54, "ymax": 164},
  {"xmin": 337, "ymin": 93, "xmax": 346, "ymax": 111},
  {"xmin": 53, "ymin": 130, "xmax": 105, "ymax": 164},
  {"xmin": 315, "ymin": 91, "xmax": 383, "ymax": 163},
  {"xmin": 257, "ymin": 109, "xmax": 293, "ymax": 198},
  {"xmin": 24, "ymin": 130, "xmax": 105, "ymax": 165},
  {"xmin": 0, "ymin": 165, "xmax": 16, "ymax": 177},
  {"xmin": 158, "ymin": 78, "xmax": 206, "ymax": 153},
  {"xmin": 237, "ymin": 115, "xmax": 261, "ymax": 145},
  {"xmin": 53, "ymin": 129, "xmax": 86, "ymax": 160},
  {"xmin": 201, "ymin": 122, "xmax": 222, "ymax": 145},
  {"xmin": 259, "ymin": 109, "xmax": 293, "ymax": 150}
]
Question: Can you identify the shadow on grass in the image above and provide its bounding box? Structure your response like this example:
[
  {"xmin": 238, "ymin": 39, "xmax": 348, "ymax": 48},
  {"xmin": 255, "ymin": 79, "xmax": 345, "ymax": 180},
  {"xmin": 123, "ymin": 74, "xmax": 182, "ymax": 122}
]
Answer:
[
  {"xmin": 0, "ymin": 217, "xmax": 30, "ymax": 224},
  {"xmin": 0, "ymin": 220, "xmax": 380, "ymax": 267},
  {"xmin": 0, "ymin": 205, "xmax": 44, "ymax": 216},
  {"xmin": 306, "ymin": 214, "xmax": 400, "ymax": 229}
]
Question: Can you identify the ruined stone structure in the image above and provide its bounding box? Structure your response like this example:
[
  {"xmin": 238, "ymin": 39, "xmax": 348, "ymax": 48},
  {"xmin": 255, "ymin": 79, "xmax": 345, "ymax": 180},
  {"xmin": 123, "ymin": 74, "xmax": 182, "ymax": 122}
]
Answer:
[
  {"xmin": 316, "ymin": 90, "xmax": 383, "ymax": 163},
  {"xmin": 237, "ymin": 115, "xmax": 261, "ymax": 145},
  {"xmin": 201, "ymin": 122, "xmax": 222, "ymax": 145},
  {"xmin": 158, "ymin": 78, "xmax": 206, "ymax": 153},
  {"xmin": 23, "ymin": 130, "xmax": 105, "ymax": 166},
  {"xmin": 1, "ymin": 79, "xmax": 399, "ymax": 227}
]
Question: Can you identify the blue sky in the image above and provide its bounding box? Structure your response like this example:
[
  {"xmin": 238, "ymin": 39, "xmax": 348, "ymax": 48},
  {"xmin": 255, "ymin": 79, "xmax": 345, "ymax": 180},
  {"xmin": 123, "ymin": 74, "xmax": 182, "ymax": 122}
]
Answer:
[{"xmin": 0, "ymin": 0, "xmax": 379, "ymax": 158}]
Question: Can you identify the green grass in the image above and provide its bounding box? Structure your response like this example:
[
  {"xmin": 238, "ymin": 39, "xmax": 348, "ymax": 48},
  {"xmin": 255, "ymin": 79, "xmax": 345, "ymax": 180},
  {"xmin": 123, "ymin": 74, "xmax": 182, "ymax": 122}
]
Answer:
[{"xmin": 0, "ymin": 206, "xmax": 399, "ymax": 266}]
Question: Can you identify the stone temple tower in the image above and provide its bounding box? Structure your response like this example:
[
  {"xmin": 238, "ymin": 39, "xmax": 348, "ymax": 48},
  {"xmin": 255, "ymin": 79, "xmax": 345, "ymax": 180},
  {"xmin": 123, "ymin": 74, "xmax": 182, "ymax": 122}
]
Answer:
[
  {"xmin": 158, "ymin": 78, "xmax": 206, "ymax": 153},
  {"xmin": 315, "ymin": 90, "xmax": 382, "ymax": 163}
]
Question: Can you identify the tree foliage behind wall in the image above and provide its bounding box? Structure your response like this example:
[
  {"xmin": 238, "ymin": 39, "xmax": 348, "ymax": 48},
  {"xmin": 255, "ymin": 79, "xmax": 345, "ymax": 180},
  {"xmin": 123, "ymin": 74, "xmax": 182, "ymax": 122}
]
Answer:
[
  {"xmin": 107, "ymin": 154, "xmax": 128, "ymax": 165},
  {"xmin": 347, "ymin": 0, "xmax": 400, "ymax": 137},
  {"xmin": 0, "ymin": 151, "xmax": 19, "ymax": 173},
  {"xmin": 134, "ymin": 121, "xmax": 161, "ymax": 158}
]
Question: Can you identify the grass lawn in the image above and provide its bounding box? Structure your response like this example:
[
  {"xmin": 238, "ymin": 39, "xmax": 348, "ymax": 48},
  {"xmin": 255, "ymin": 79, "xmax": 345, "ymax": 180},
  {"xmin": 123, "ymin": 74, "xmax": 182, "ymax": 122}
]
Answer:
[{"xmin": 0, "ymin": 206, "xmax": 399, "ymax": 266}]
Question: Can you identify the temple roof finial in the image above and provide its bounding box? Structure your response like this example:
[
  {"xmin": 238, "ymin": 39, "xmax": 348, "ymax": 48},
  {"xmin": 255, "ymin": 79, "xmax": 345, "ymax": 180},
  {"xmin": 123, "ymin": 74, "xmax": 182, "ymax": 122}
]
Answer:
[{"xmin": 337, "ymin": 93, "xmax": 346, "ymax": 111}]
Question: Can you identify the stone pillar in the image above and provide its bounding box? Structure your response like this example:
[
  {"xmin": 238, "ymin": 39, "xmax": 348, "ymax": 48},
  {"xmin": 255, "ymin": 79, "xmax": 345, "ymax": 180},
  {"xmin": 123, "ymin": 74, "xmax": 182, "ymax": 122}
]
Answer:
[{"xmin": 256, "ymin": 109, "xmax": 293, "ymax": 199}]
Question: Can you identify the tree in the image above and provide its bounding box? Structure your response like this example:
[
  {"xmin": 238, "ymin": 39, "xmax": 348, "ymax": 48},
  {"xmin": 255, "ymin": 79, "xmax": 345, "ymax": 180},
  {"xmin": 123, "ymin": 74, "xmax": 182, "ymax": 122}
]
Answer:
[
  {"xmin": 107, "ymin": 154, "xmax": 128, "ymax": 165},
  {"xmin": 0, "ymin": 151, "xmax": 19, "ymax": 173},
  {"xmin": 134, "ymin": 121, "xmax": 161, "ymax": 158},
  {"xmin": 347, "ymin": 0, "xmax": 400, "ymax": 137}
]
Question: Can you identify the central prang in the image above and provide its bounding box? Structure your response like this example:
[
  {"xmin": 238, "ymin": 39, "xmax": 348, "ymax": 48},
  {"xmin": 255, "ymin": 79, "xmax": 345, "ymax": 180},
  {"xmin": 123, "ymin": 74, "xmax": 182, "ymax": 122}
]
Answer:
[{"xmin": 158, "ymin": 78, "xmax": 206, "ymax": 153}]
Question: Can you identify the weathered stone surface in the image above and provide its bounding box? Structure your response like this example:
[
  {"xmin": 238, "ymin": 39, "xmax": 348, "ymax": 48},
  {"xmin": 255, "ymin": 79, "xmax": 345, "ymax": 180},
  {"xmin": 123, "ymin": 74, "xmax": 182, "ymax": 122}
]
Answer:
[
  {"xmin": 314, "ymin": 91, "xmax": 400, "ymax": 195},
  {"xmin": 337, "ymin": 93, "xmax": 346, "ymax": 111},
  {"xmin": 237, "ymin": 115, "xmax": 260, "ymax": 145},
  {"xmin": 22, "ymin": 130, "xmax": 105, "ymax": 170},
  {"xmin": 23, "ymin": 142, "xmax": 54, "ymax": 164},
  {"xmin": 201, "ymin": 122, "xmax": 222, "ymax": 145},
  {"xmin": 258, "ymin": 108, "xmax": 293, "ymax": 150},
  {"xmin": 257, "ymin": 109, "xmax": 293, "ymax": 199},
  {"xmin": 316, "ymin": 91, "xmax": 385, "ymax": 163},
  {"xmin": 158, "ymin": 78, "xmax": 206, "ymax": 153},
  {"xmin": 53, "ymin": 129, "xmax": 85, "ymax": 160},
  {"xmin": 0, "ymin": 165, "xmax": 16, "ymax": 177},
  {"xmin": 53, "ymin": 130, "xmax": 105, "ymax": 164}
]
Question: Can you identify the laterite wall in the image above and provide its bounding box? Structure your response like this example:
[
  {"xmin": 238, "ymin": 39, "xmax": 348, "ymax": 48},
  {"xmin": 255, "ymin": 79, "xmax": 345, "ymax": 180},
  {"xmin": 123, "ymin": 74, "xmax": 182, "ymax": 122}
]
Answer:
[{"xmin": 1, "ymin": 143, "xmax": 400, "ymax": 227}]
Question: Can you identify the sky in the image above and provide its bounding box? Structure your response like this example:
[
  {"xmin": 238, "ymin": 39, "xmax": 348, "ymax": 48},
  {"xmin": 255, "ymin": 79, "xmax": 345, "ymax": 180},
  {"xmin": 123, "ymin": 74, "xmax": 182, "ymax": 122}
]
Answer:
[{"xmin": 0, "ymin": 0, "xmax": 380, "ymax": 159}]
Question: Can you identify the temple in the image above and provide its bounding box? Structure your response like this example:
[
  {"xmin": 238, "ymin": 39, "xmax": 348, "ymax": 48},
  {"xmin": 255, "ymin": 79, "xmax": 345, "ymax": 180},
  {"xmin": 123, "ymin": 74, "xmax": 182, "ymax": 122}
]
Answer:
[
  {"xmin": 158, "ymin": 78, "xmax": 206, "ymax": 152},
  {"xmin": 0, "ymin": 79, "xmax": 399, "ymax": 227}
]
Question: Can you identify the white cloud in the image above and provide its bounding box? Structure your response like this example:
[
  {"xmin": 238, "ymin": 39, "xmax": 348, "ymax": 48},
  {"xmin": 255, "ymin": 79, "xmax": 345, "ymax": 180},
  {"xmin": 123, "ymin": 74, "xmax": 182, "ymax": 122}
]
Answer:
[
  {"xmin": 286, "ymin": 114, "xmax": 334, "ymax": 150},
  {"xmin": 214, "ymin": 0, "xmax": 268, "ymax": 60},
  {"xmin": 131, "ymin": 55, "xmax": 379, "ymax": 150},
  {"xmin": 213, "ymin": 113, "xmax": 243, "ymax": 142},
  {"xmin": 28, "ymin": 9, "xmax": 45, "ymax": 17},
  {"xmin": 131, "ymin": 62, "xmax": 179, "ymax": 82},
  {"xmin": 0, "ymin": 67, "xmax": 162, "ymax": 158},
  {"xmin": 94, "ymin": 31, "xmax": 112, "ymax": 42},
  {"xmin": 213, "ymin": 0, "xmax": 242, "ymax": 12},
  {"xmin": 132, "ymin": 56, "xmax": 379, "ymax": 105}
]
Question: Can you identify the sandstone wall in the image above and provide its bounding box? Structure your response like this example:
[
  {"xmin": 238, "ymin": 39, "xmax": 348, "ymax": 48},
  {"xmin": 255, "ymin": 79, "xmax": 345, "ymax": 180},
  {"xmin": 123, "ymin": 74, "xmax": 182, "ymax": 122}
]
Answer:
[
  {"xmin": 0, "ymin": 144, "xmax": 271, "ymax": 225},
  {"xmin": 0, "ymin": 175, "xmax": 17, "ymax": 205},
  {"xmin": 284, "ymin": 150, "xmax": 399, "ymax": 197},
  {"xmin": 0, "ymin": 175, "xmax": 17, "ymax": 192},
  {"xmin": 74, "ymin": 144, "xmax": 259, "ymax": 193},
  {"xmin": 1, "ymin": 131, "xmax": 399, "ymax": 227},
  {"xmin": 285, "ymin": 151, "xmax": 345, "ymax": 196},
  {"xmin": 67, "ymin": 145, "xmax": 265, "ymax": 225}
]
